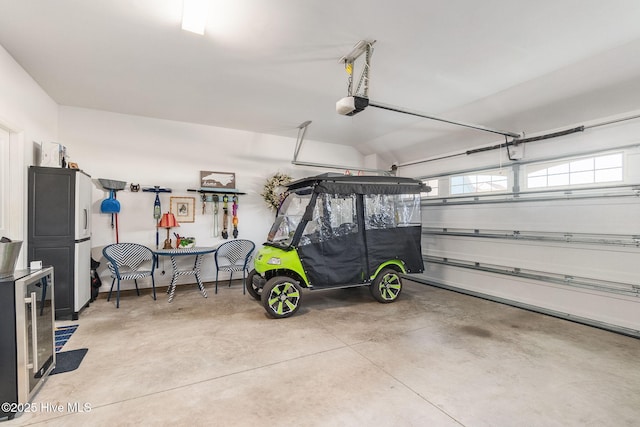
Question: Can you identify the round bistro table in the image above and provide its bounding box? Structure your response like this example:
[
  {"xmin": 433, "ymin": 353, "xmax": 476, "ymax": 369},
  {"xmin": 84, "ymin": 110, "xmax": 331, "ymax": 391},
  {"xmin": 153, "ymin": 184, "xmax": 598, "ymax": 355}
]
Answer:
[{"xmin": 153, "ymin": 246, "xmax": 217, "ymax": 302}]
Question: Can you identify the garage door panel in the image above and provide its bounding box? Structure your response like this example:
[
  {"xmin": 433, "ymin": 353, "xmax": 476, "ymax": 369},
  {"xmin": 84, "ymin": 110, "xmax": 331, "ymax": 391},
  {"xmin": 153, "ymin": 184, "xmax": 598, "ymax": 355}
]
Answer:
[
  {"xmin": 415, "ymin": 265, "xmax": 640, "ymax": 333},
  {"xmin": 422, "ymin": 234, "xmax": 638, "ymax": 284},
  {"xmin": 423, "ymin": 198, "xmax": 640, "ymax": 235}
]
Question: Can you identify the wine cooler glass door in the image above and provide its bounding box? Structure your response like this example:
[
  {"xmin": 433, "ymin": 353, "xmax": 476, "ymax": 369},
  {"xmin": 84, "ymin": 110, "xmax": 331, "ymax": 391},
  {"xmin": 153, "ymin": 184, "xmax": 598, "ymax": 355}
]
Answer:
[{"xmin": 24, "ymin": 275, "xmax": 54, "ymax": 395}]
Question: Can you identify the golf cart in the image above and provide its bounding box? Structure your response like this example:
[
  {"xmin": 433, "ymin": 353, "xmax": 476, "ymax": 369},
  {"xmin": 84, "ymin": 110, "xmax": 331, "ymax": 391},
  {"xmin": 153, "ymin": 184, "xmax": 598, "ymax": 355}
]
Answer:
[{"xmin": 249, "ymin": 173, "xmax": 425, "ymax": 318}]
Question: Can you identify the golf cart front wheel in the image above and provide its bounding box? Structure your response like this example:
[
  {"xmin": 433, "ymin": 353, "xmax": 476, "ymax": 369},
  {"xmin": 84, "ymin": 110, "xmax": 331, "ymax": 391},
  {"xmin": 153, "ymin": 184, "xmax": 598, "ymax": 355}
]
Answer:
[
  {"xmin": 262, "ymin": 276, "xmax": 302, "ymax": 319},
  {"xmin": 370, "ymin": 268, "xmax": 402, "ymax": 303}
]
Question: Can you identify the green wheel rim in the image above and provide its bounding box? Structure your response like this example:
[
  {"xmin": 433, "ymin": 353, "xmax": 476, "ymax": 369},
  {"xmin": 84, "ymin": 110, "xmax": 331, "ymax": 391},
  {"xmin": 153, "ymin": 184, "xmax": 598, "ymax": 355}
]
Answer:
[
  {"xmin": 267, "ymin": 282, "xmax": 300, "ymax": 316},
  {"xmin": 378, "ymin": 273, "xmax": 401, "ymax": 301}
]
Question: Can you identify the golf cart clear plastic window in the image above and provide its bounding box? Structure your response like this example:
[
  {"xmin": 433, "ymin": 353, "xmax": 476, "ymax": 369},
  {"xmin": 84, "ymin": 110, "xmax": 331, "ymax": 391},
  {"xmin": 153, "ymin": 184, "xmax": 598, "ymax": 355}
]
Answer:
[
  {"xmin": 364, "ymin": 194, "xmax": 421, "ymax": 229},
  {"xmin": 299, "ymin": 193, "xmax": 357, "ymax": 246},
  {"xmin": 267, "ymin": 191, "xmax": 312, "ymax": 245}
]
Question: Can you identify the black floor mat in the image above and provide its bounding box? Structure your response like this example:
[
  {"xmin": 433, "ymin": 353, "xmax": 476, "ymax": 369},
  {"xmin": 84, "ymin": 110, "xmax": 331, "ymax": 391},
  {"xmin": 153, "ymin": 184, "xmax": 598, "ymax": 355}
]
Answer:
[{"xmin": 51, "ymin": 348, "xmax": 88, "ymax": 375}]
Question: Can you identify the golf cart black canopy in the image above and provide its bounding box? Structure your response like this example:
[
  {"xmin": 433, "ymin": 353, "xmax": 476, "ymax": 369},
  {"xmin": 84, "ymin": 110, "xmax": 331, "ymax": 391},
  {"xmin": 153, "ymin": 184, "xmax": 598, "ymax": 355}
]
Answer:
[{"xmin": 287, "ymin": 173, "xmax": 426, "ymax": 195}]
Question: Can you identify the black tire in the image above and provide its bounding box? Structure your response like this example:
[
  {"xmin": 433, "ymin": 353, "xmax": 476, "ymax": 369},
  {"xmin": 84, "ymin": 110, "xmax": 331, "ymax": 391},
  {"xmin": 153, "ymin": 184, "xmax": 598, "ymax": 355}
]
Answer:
[
  {"xmin": 261, "ymin": 276, "xmax": 302, "ymax": 318},
  {"xmin": 246, "ymin": 269, "xmax": 261, "ymax": 301},
  {"xmin": 370, "ymin": 268, "xmax": 402, "ymax": 303}
]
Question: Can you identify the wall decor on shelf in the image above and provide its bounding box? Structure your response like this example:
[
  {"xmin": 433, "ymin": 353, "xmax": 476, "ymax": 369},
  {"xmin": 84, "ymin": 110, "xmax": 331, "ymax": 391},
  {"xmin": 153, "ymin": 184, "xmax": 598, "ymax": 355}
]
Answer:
[
  {"xmin": 170, "ymin": 196, "xmax": 195, "ymax": 223},
  {"xmin": 200, "ymin": 171, "xmax": 236, "ymax": 191}
]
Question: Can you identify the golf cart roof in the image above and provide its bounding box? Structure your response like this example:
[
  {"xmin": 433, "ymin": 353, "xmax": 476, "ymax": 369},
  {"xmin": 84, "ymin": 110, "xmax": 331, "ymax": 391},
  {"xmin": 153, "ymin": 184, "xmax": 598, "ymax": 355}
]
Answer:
[{"xmin": 287, "ymin": 173, "xmax": 426, "ymax": 195}]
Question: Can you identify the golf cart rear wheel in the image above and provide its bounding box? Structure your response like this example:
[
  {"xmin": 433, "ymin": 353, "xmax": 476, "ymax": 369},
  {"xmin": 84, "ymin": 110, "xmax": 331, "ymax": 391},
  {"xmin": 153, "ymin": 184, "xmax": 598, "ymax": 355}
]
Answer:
[
  {"xmin": 246, "ymin": 269, "xmax": 261, "ymax": 301},
  {"xmin": 262, "ymin": 276, "xmax": 302, "ymax": 319},
  {"xmin": 370, "ymin": 268, "xmax": 402, "ymax": 303}
]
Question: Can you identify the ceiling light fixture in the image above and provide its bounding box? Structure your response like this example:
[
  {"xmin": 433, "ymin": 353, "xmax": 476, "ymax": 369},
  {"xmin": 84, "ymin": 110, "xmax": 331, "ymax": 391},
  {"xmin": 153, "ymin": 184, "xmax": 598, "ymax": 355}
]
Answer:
[{"xmin": 182, "ymin": 0, "xmax": 208, "ymax": 35}]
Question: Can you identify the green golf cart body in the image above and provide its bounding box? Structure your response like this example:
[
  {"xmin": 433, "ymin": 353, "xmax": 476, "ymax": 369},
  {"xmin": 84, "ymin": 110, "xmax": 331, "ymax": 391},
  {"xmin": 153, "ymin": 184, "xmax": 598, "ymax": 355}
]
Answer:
[{"xmin": 249, "ymin": 173, "xmax": 425, "ymax": 318}]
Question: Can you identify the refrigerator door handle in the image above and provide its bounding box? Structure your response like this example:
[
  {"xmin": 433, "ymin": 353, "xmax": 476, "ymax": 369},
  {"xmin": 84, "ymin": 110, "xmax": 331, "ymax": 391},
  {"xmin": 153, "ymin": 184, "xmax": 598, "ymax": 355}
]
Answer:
[
  {"xmin": 84, "ymin": 208, "xmax": 88, "ymax": 231},
  {"xmin": 25, "ymin": 292, "xmax": 38, "ymax": 371}
]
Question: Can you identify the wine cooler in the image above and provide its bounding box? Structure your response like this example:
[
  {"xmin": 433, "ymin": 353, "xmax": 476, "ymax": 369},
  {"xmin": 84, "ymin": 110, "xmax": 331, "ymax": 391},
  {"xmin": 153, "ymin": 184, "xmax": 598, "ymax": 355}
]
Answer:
[{"xmin": 0, "ymin": 267, "xmax": 55, "ymax": 420}]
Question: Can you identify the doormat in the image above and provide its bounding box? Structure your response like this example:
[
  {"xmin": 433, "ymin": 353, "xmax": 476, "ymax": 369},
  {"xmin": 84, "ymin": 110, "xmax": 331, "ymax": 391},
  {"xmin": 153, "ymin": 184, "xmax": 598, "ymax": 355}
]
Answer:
[
  {"xmin": 55, "ymin": 325, "xmax": 78, "ymax": 352},
  {"xmin": 51, "ymin": 348, "xmax": 88, "ymax": 375}
]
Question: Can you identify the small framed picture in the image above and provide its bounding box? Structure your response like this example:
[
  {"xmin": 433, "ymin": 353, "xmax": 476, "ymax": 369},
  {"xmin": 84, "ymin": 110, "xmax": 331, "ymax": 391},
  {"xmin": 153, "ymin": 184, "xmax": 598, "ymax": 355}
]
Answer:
[{"xmin": 170, "ymin": 196, "xmax": 196, "ymax": 223}]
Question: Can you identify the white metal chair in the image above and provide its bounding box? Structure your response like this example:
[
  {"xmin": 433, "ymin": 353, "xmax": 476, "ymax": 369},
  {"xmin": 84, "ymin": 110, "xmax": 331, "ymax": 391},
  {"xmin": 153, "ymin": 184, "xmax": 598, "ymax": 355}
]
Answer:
[
  {"xmin": 102, "ymin": 243, "xmax": 156, "ymax": 308},
  {"xmin": 214, "ymin": 239, "xmax": 255, "ymax": 294}
]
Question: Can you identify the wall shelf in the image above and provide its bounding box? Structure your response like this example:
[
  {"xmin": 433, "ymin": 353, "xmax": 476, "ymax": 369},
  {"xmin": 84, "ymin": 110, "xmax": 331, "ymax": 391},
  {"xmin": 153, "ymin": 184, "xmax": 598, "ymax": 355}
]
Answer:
[{"xmin": 187, "ymin": 189, "xmax": 246, "ymax": 195}]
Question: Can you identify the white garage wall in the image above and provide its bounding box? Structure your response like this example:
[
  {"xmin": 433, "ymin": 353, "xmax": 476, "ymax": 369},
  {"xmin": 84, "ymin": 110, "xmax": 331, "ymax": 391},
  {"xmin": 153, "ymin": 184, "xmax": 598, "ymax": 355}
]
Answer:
[
  {"xmin": 0, "ymin": 45, "xmax": 58, "ymax": 142},
  {"xmin": 58, "ymin": 106, "xmax": 367, "ymax": 290},
  {"xmin": 0, "ymin": 44, "xmax": 58, "ymax": 267},
  {"xmin": 403, "ymin": 115, "xmax": 640, "ymax": 336}
]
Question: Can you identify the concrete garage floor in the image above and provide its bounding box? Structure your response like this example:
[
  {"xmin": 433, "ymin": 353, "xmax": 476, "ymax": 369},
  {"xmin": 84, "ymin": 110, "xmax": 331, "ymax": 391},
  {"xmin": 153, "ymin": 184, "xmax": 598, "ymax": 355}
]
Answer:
[{"xmin": 8, "ymin": 279, "xmax": 640, "ymax": 426}]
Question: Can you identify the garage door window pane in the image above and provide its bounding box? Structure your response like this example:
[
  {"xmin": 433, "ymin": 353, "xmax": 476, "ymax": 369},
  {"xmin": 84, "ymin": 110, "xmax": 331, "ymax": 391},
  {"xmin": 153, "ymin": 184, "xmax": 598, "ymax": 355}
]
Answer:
[
  {"xmin": 570, "ymin": 171, "xmax": 594, "ymax": 185},
  {"xmin": 528, "ymin": 176, "xmax": 547, "ymax": 188},
  {"xmin": 422, "ymin": 179, "xmax": 439, "ymax": 197},
  {"xmin": 595, "ymin": 168, "xmax": 622, "ymax": 182},
  {"xmin": 528, "ymin": 168, "xmax": 546, "ymax": 177},
  {"xmin": 570, "ymin": 158, "xmax": 593, "ymax": 172},
  {"xmin": 450, "ymin": 184, "xmax": 464, "ymax": 195},
  {"xmin": 526, "ymin": 153, "xmax": 623, "ymax": 189},
  {"xmin": 595, "ymin": 154, "xmax": 622, "ymax": 169},
  {"xmin": 548, "ymin": 163, "xmax": 569, "ymax": 175},
  {"xmin": 449, "ymin": 172, "xmax": 508, "ymax": 195},
  {"xmin": 548, "ymin": 173, "xmax": 569, "ymax": 187}
]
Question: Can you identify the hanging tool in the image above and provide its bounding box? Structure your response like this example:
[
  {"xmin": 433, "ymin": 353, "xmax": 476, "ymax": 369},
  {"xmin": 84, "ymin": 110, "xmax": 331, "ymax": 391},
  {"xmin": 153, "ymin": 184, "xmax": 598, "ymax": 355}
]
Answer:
[
  {"xmin": 200, "ymin": 193, "xmax": 218, "ymax": 237},
  {"xmin": 142, "ymin": 186, "xmax": 172, "ymax": 250},
  {"xmin": 114, "ymin": 192, "xmax": 120, "ymax": 243},
  {"xmin": 232, "ymin": 195, "xmax": 239, "ymax": 238},
  {"xmin": 154, "ymin": 194, "xmax": 161, "ymax": 220},
  {"xmin": 222, "ymin": 195, "xmax": 229, "ymax": 239},
  {"xmin": 212, "ymin": 195, "xmax": 219, "ymax": 237},
  {"xmin": 99, "ymin": 178, "xmax": 127, "ymax": 243},
  {"xmin": 142, "ymin": 185, "xmax": 171, "ymax": 272},
  {"xmin": 101, "ymin": 189, "xmax": 120, "ymax": 229}
]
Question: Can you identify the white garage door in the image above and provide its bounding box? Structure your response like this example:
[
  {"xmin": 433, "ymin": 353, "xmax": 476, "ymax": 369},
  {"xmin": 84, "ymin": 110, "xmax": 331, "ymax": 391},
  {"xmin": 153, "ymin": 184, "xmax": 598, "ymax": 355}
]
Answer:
[{"xmin": 414, "ymin": 147, "xmax": 640, "ymax": 337}]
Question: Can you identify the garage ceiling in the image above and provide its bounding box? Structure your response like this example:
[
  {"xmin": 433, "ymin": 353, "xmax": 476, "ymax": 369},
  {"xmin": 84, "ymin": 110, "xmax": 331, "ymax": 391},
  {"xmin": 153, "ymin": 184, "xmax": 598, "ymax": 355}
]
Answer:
[{"xmin": 1, "ymin": 0, "xmax": 640, "ymax": 167}]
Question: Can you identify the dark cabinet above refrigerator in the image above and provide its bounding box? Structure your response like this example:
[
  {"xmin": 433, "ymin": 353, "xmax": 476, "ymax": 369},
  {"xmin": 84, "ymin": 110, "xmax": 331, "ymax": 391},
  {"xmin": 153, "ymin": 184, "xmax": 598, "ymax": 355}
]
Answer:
[{"xmin": 28, "ymin": 167, "xmax": 92, "ymax": 320}]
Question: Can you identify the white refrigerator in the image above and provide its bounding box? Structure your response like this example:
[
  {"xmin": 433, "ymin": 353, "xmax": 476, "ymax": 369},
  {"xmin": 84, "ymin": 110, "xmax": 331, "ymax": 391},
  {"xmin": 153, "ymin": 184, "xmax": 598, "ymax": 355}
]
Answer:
[{"xmin": 74, "ymin": 170, "xmax": 92, "ymax": 313}]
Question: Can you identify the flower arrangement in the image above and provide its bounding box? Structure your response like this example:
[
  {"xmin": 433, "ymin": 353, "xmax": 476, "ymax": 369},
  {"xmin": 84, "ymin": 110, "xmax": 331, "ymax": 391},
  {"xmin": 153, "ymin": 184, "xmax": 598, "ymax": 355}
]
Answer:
[{"xmin": 262, "ymin": 172, "xmax": 292, "ymax": 210}]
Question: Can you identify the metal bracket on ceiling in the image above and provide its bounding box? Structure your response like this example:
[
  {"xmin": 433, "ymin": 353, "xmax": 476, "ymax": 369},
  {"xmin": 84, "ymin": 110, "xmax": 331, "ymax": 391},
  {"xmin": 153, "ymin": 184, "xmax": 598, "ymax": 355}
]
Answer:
[
  {"xmin": 339, "ymin": 40, "xmax": 376, "ymax": 99},
  {"xmin": 290, "ymin": 120, "xmax": 391, "ymax": 175},
  {"xmin": 292, "ymin": 120, "xmax": 312, "ymax": 163}
]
